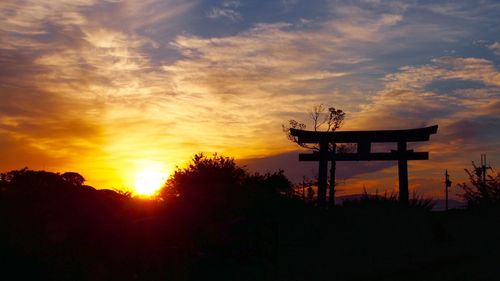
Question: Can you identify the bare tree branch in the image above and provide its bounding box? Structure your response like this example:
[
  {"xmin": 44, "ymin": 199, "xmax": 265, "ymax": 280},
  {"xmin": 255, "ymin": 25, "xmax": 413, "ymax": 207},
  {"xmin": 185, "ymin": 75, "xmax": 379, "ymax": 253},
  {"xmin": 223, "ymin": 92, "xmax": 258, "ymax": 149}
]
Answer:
[{"xmin": 282, "ymin": 104, "xmax": 346, "ymax": 151}]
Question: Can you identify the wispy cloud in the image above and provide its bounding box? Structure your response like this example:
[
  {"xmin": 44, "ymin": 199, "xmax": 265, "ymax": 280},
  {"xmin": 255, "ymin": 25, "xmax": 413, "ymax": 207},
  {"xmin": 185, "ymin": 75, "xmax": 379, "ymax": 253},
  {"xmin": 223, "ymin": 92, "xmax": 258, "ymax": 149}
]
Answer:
[
  {"xmin": 326, "ymin": 4, "xmax": 403, "ymax": 42},
  {"xmin": 222, "ymin": 0, "xmax": 241, "ymax": 8},
  {"xmin": 0, "ymin": 0, "xmax": 195, "ymax": 187},
  {"xmin": 489, "ymin": 42, "xmax": 500, "ymax": 56},
  {"xmin": 207, "ymin": 7, "xmax": 242, "ymax": 21},
  {"xmin": 207, "ymin": 0, "xmax": 242, "ymax": 22},
  {"xmin": 350, "ymin": 56, "xmax": 500, "ymax": 183},
  {"xmin": 353, "ymin": 57, "xmax": 500, "ymax": 128}
]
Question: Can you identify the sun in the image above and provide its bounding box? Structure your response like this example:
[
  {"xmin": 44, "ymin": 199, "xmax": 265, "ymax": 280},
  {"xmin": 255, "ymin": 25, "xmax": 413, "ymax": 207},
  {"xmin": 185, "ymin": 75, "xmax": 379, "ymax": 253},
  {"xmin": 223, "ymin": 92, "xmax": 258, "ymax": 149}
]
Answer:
[{"xmin": 134, "ymin": 169, "xmax": 167, "ymax": 197}]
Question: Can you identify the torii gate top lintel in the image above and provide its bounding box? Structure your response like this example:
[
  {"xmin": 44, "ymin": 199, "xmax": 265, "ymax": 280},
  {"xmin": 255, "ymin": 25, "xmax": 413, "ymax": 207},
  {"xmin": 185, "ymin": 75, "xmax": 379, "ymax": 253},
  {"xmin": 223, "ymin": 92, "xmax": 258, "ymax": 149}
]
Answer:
[{"xmin": 289, "ymin": 125, "xmax": 438, "ymax": 144}]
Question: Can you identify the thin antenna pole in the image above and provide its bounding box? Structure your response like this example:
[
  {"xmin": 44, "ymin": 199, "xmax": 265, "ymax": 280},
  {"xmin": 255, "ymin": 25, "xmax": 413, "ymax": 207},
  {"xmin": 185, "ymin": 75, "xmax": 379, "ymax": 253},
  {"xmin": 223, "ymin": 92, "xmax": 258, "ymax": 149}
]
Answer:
[
  {"xmin": 444, "ymin": 170, "xmax": 448, "ymax": 211},
  {"xmin": 482, "ymin": 154, "xmax": 487, "ymax": 184},
  {"xmin": 445, "ymin": 170, "xmax": 448, "ymax": 211},
  {"xmin": 445, "ymin": 170, "xmax": 451, "ymax": 211}
]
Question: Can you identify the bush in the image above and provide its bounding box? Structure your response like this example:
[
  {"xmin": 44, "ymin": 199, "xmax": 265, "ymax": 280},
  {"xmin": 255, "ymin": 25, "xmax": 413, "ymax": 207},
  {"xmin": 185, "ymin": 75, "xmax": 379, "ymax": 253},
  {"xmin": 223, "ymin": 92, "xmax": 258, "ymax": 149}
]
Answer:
[
  {"xmin": 459, "ymin": 163, "xmax": 500, "ymax": 208},
  {"xmin": 342, "ymin": 189, "xmax": 434, "ymax": 211},
  {"xmin": 244, "ymin": 169, "xmax": 293, "ymax": 195},
  {"xmin": 159, "ymin": 153, "xmax": 293, "ymax": 210},
  {"xmin": 160, "ymin": 153, "xmax": 247, "ymax": 205}
]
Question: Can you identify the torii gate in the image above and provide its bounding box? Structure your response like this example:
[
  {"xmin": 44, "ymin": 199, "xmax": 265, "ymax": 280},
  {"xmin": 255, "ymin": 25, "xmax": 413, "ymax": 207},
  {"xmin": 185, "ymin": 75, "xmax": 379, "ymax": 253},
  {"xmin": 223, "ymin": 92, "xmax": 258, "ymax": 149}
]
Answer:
[{"xmin": 290, "ymin": 125, "xmax": 438, "ymax": 206}]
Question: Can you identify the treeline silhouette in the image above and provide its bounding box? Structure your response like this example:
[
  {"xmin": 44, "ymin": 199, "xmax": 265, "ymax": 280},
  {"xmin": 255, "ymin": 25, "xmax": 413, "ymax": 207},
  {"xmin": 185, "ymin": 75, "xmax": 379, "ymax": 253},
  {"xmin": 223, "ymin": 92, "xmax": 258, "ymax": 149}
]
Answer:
[{"xmin": 1, "ymin": 154, "xmax": 500, "ymax": 281}]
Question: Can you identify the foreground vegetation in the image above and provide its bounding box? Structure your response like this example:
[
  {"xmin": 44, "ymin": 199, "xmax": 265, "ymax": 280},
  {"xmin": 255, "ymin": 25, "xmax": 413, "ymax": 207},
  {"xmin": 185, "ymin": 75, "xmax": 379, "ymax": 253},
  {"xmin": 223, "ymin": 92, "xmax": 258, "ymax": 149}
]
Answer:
[{"xmin": 1, "ymin": 154, "xmax": 500, "ymax": 281}]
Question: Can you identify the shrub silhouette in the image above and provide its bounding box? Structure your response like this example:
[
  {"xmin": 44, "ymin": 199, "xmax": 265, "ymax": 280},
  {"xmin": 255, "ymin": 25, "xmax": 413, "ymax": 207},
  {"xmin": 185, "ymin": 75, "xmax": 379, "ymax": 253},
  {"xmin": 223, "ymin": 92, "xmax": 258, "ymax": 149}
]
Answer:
[
  {"xmin": 244, "ymin": 169, "xmax": 293, "ymax": 195},
  {"xmin": 342, "ymin": 189, "xmax": 434, "ymax": 211},
  {"xmin": 2, "ymin": 165, "xmax": 500, "ymax": 280},
  {"xmin": 61, "ymin": 172, "xmax": 85, "ymax": 186},
  {"xmin": 459, "ymin": 163, "xmax": 500, "ymax": 208},
  {"xmin": 160, "ymin": 153, "xmax": 295, "ymax": 215},
  {"xmin": 1, "ymin": 168, "xmax": 72, "ymax": 196},
  {"xmin": 161, "ymin": 153, "xmax": 246, "ymax": 203}
]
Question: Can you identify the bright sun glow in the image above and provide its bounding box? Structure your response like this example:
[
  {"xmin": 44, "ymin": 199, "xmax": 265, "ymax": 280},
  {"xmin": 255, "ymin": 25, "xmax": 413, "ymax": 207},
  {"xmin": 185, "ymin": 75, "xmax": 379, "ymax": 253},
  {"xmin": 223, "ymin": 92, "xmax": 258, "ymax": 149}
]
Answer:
[{"xmin": 134, "ymin": 169, "xmax": 167, "ymax": 197}]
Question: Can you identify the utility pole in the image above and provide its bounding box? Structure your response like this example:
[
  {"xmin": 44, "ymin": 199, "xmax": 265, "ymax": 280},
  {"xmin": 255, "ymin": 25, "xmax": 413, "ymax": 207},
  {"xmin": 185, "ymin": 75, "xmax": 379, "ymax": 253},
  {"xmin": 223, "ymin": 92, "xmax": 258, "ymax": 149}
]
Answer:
[
  {"xmin": 481, "ymin": 154, "xmax": 487, "ymax": 184},
  {"xmin": 475, "ymin": 154, "xmax": 491, "ymax": 186},
  {"xmin": 445, "ymin": 170, "xmax": 452, "ymax": 211}
]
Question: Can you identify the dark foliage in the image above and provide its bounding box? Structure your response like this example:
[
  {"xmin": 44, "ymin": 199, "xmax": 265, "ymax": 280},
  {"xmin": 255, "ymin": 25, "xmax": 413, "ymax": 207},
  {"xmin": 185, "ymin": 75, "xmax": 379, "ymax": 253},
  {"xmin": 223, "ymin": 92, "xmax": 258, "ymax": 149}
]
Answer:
[
  {"xmin": 1, "ymin": 161, "xmax": 500, "ymax": 281},
  {"xmin": 61, "ymin": 172, "xmax": 86, "ymax": 186},
  {"xmin": 342, "ymin": 190, "xmax": 435, "ymax": 211},
  {"xmin": 459, "ymin": 163, "xmax": 500, "ymax": 208},
  {"xmin": 161, "ymin": 153, "xmax": 247, "ymax": 202},
  {"xmin": 244, "ymin": 169, "xmax": 293, "ymax": 195},
  {"xmin": 160, "ymin": 154, "xmax": 293, "ymax": 210}
]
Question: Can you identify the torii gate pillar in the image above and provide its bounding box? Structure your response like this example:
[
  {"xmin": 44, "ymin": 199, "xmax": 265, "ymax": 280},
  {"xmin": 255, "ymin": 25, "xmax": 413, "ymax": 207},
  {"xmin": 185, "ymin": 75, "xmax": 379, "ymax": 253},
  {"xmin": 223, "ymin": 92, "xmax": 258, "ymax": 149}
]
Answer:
[
  {"xmin": 398, "ymin": 141, "xmax": 409, "ymax": 205},
  {"xmin": 317, "ymin": 141, "xmax": 329, "ymax": 208}
]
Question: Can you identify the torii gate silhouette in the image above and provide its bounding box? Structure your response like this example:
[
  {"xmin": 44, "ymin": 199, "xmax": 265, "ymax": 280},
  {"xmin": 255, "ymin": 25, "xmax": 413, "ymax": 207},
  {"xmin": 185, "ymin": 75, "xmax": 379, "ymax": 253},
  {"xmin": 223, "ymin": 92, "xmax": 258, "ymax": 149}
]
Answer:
[{"xmin": 290, "ymin": 125, "xmax": 438, "ymax": 206}]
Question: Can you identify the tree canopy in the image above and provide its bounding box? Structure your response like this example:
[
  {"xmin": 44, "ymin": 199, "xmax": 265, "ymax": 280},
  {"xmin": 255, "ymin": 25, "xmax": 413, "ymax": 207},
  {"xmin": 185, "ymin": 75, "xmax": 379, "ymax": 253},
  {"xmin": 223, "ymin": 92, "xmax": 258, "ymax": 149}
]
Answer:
[{"xmin": 160, "ymin": 153, "xmax": 293, "ymax": 209}]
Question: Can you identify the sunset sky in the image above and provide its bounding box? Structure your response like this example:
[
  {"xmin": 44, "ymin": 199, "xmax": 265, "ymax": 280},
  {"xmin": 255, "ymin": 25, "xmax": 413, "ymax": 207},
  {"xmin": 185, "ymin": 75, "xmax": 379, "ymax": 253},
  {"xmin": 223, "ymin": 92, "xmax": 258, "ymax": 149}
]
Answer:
[{"xmin": 1, "ymin": 0, "xmax": 499, "ymax": 198}]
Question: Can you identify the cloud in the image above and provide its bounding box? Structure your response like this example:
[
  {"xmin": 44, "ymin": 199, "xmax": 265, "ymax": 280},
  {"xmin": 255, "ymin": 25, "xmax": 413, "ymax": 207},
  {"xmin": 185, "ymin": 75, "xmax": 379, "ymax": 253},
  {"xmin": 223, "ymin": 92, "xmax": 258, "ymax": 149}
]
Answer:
[
  {"xmin": 207, "ymin": 0, "xmax": 242, "ymax": 22},
  {"xmin": 161, "ymin": 22, "xmax": 369, "ymax": 155},
  {"xmin": 425, "ymin": 1, "xmax": 500, "ymax": 20},
  {"xmin": 341, "ymin": 56, "xmax": 500, "ymax": 196},
  {"xmin": 431, "ymin": 57, "xmax": 500, "ymax": 87},
  {"xmin": 0, "ymin": 0, "xmax": 195, "ymax": 187},
  {"xmin": 489, "ymin": 42, "xmax": 500, "ymax": 56},
  {"xmin": 222, "ymin": 0, "xmax": 241, "ymax": 8},
  {"xmin": 2, "ymin": 0, "xmax": 485, "ymax": 180},
  {"xmin": 0, "ymin": 85, "xmax": 106, "ymax": 173},
  {"xmin": 351, "ymin": 56, "xmax": 500, "ymax": 128},
  {"xmin": 166, "ymin": 20, "xmax": 497, "ymax": 195},
  {"xmin": 207, "ymin": 7, "xmax": 242, "ymax": 21},
  {"xmin": 326, "ymin": 5, "xmax": 403, "ymax": 42}
]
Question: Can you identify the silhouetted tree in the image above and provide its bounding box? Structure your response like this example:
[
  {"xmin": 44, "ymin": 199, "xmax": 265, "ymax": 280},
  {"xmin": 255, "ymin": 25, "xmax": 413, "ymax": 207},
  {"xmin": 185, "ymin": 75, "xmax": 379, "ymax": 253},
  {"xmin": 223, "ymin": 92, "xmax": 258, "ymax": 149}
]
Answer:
[
  {"xmin": 0, "ymin": 167, "xmax": 30, "ymax": 184},
  {"xmin": 459, "ymin": 162, "xmax": 500, "ymax": 208},
  {"xmin": 160, "ymin": 153, "xmax": 247, "ymax": 205},
  {"xmin": 293, "ymin": 176, "xmax": 315, "ymax": 202},
  {"xmin": 283, "ymin": 104, "xmax": 345, "ymax": 150},
  {"xmin": 160, "ymin": 154, "xmax": 296, "ymax": 212},
  {"xmin": 245, "ymin": 169, "xmax": 293, "ymax": 195},
  {"xmin": 0, "ymin": 168, "xmax": 67, "ymax": 194},
  {"xmin": 61, "ymin": 172, "xmax": 85, "ymax": 186}
]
